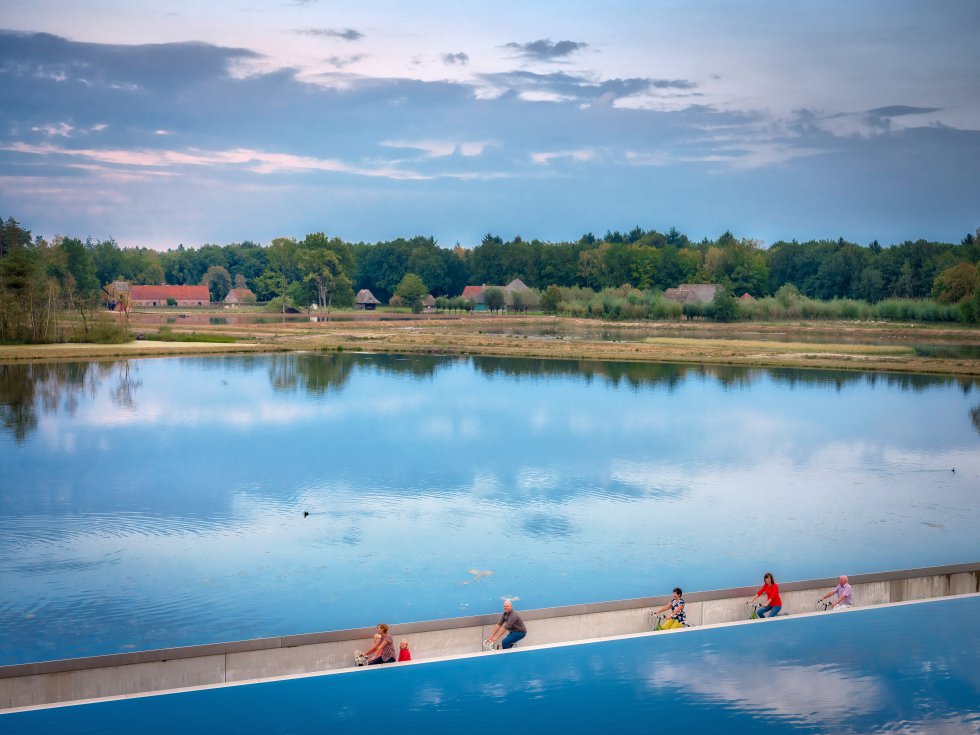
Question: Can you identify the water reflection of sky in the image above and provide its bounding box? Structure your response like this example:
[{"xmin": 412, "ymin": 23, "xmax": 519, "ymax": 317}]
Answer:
[
  {"xmin": 0, "ymin": 355, "xmax": 978, "ymax": 663},
  {"xmin": 5, "ymin": 597, "xmax": 979, "ymax": 734}
]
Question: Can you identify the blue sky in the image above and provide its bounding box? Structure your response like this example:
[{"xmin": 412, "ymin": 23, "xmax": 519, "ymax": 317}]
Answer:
[{"xmin": 1, "ymin": 1, "xmax": 978, "ymax": 250}]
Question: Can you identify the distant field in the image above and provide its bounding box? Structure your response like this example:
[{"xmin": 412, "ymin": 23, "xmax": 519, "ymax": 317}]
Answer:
[{"xmin": 1, "ymin": 313, "xmax": 978, "ymax": 376}]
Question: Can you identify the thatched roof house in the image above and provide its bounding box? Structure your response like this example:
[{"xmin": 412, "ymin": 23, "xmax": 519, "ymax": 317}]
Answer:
[
  {"xmin": 461, "ymin": 278, "xmax": 535, "ymax": 311},
  {"xmin": 355, "ymin": 289, "xmax": 381, "ymax": 310},
  {"xmin": 663, "ymin": 284, "xmax": 720, "ymax": 304},
  {"xmin": 224, "ymin": 288, "xmax": 256, "ymax": 305}
]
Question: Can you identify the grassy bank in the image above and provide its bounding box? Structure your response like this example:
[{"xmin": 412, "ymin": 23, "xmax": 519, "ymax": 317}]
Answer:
[{"xmin": 1, "ymin": 313, "xmax": 978, "ymax": 377}]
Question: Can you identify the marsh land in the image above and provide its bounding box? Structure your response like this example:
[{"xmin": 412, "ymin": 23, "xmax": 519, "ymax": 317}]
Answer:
[{"xmin": 2, "ymin": 310, "xmax": 979, "ymax": 377}]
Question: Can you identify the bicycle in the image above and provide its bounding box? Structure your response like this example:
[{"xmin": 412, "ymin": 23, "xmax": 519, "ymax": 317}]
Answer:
[
  {"xmin": 648, "ymin": 611, "xmax": 688, "ymax": 630},
  {"xmin": 745, "ymin": 601, "xmax": 785, "ymax": 619}
]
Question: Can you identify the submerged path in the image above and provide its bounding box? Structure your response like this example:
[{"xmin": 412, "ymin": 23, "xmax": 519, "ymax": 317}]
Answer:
[{"xmin": 2, "ymin": 562, "xmax": 977, "ymax": 713}]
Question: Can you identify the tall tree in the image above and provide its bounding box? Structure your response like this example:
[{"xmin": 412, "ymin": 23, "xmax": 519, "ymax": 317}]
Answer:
[
  {"xmin": 301, "ymin": 248, "xmax": 351, "ymax": 312},
  {"xmin": 202, "ymin": 265, "xmax": 232, "ymax": 302},
  {"xmin": 394, "ymin": 272, "xmax": 428, "ymax": 313}
]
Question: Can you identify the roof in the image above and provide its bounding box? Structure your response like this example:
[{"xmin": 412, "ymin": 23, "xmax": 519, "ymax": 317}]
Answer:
[
  {"xmin": 461, "ymin": 285, "xmax": 484, "ymax": 300},
  {"xmin": 663, "ymin": 283, "xmax": 720, "ymax": 304},
  {"xmin": 506, "ymin": 278, "xmax": 530, "ymax": 291},
  {"xmin": 224, "ymin": 288, "xmax": 255, "ymax": 302},
  {"xmin": 421, "ymin": 294, "xmax": 436, "ymax": 306},
  {"xmin": 355, "ymin": 289, "xmax": 381, "ymax": 304},
  {"xmin": 739, "ymin": 292, "xmax": 755, "ymax": 301},
  {"xmin": 130, "ymin": 285, "xmax": 210, "ymax": 301}
]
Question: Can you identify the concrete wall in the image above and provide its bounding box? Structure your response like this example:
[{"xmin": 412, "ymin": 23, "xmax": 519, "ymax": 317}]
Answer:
[{"xmin": 3, "ymin": 562, "xmax": 977, "ymax": 712}]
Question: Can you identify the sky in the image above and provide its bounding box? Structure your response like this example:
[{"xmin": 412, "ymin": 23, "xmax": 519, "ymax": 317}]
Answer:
[{"xmin": 1, "ymin": 0, "xmax": 979, "ymax": 251}]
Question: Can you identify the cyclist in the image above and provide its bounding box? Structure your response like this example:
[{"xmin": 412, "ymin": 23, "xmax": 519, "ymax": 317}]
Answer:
[
  {"xmin": 818, "ymin": 575, "xmax": 853, "ymax": 610},
  {"xmin": 653, "ymin": 587, "xmax": 686, "ymax": 629},
  {"xmin": 749, "ymin": 571, "xmax": 782, "ymax": 618}
]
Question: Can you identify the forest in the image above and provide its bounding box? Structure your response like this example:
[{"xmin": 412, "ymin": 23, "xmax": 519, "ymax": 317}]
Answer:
[{"xmin": 2, "ymin": 214, "xmax": 979, "ymax": 342}]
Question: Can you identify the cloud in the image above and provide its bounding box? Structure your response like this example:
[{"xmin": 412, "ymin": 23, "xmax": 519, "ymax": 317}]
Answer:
[
  {"xmin": 295, "ymin": 28, "xmax": 364, "ymax": 41},
  {"xmin": 864, "ymin": 104, "xmax": 943, "ymax": 131},
  {"xmin": 504, "ymin": 39, "xmax": 588, "ymax": 60},
  {"xmin": 382, "ymin": 139, "xmax": 487, "ymax": 157},
  {"xmin": 30, "ymin": 122, "xmax": 108, "ymax": 137},
  {"xmin": 531, "ymin": 149, "xmax": 595, "ymax": 164},
  {"xmin": 478, "ymin": 70, "xmax": 696, "ymax": 106},
  {"xmin": 442, "ymin": 52, "xmax": 469, "ymax": 65},
  {"xmin": 1, "ymin": 141, "xmax": 432, "ymax": 180},
  {"xmin": 867, "ymin": 105, "xmax": 942, "ymax": 119},
  {"xmin": 325, "ymin": 55, "xmax": 365, "ymax": 69},
  {"xmin": 32, "ymin": 122, "xmax": 74, "ymax": 137},
  {"xmin": 784, "ymin": 104, "xmax": 949, "ymax": 138}
]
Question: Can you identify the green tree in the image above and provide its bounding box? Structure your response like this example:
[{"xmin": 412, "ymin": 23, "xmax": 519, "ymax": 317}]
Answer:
[
  {"xmin": 58, "ymin": 237, "xmax": 98, "ymax": 297},
  {"xmin": 856, "ymin": 266, "xmax": 886, "ymax": 303},
  {"xmin": 394, "ymin": 272, "xmax": 428, "ymax": 313},
  {"xmin": 266, "ymin": 237, "xmax": 299, "ymax": 313},
  {"xmin": 710, "ymin": 287, "xmax": 739, "ymax": 322},
  {"xmin": 482, "ymin": 286, "xmax": 505, "ymax": 313},
  {"xmin": 202, "ymin": 265, "xmax": 232, "ymax": 302},
  {"xmin": 540, "ymin": 285, "xmax": 563, "ymax": 314},
  {"xmin": 256, "ymin": 269, "xmax": 287, "ymax": 310},
  {"xmin": 91, "ymin": 238, "xmax": 122, "ymax": 287},
  {"xmin": 301, "ymin": 248, "xmax": 352, "ymax": 312},
  {"xmin": 932, "ymin": 262, "xmax": 976, "ymax": 304},
  {"xmin": 894, "ymin": 260, "xmax": 914, "ymax": 298}
]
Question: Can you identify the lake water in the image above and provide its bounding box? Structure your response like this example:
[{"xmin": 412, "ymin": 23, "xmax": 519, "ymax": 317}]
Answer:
[
  {"xmin": 4, "ymin": 596, "xmax": 978, "ymax": 734},
  {"xmin": 1, "ymin": 354, "xmax": 978, "ymax": 664}
]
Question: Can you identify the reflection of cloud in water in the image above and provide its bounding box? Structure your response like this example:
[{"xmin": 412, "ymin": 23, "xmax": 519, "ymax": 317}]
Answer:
[
  {"xmin": 569, "ymin": 413, "xmax": 597, "ymax": 435},
  {"xmin": 78, "ymin": 400, "xmax": 330, "ymax": 429},
  {"xmin": 529, "ymin": 408, "xmax": 549, "ymax": 430},
  {"xmin": 521, "ymin": 512, "xmax": 573, "ymax": 539},
  {"xmin": 518, "ymin": 468, "xmax": 558, "ymax": 490},
  {"xmin": 610, "ymin": 461, "xmax": 690, "ymax": 499},
  {"xmin": 417, "ymin": 415, "xmax": 482, "ymax": 439},
  {"xmin": 64, "ymin": 388, "xmax": 424, "ymax": 432},
  {"xmin": 647, "ymin": 653, "xmax": 884, "ymax": 726},
  {"xmin": 411, "ymin": 686, "xmax": 445, "ymax": 709}
]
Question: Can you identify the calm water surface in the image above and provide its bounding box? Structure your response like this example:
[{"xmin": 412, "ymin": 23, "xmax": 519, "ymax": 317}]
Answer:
[
  {"xmin": 1, "ymin": 354, "xmax": 978, "ymax": 663},
  {"xmin": 5, "ymin": 596, "xmax": 978, "ymax": 734}
]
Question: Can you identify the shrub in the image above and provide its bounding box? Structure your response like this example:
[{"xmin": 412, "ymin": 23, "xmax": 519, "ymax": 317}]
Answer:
[{"xmin": 81, "ymin": 314, "xmax": 131, "ymax": 344}]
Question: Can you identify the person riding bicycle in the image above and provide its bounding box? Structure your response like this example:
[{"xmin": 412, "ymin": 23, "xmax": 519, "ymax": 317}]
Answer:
[
  {"xmin": 485, "ymin": 599, "xmax": 527, "ymax": 649},
  {"xmin": 654, "ymin": 587, "xmax": 686, "ymax": 629},
  {"xmin": 362, "ymin": 623, "xmax": 396, "ymax": 664},
  {"xmin": 818, "ymin": 575, "xmax": 853, "ymax": 610},
  {"xmin": 749, "ymin": 571, "xmax": 782, "ymax": 618}
]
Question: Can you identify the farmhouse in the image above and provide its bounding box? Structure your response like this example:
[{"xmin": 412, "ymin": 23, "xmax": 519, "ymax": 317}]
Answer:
[{"xmin": 129, "ymin": 285, "xmax": 210, "ymax": 307}]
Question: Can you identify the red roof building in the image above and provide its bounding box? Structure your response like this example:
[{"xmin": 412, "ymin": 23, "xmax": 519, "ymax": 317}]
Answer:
[
  {"xmin": 129, "ymin": 285, "xmax": 210, "ymax": 307},
  {"xmin": 461, "ymin": 285, "xmax": 484, "ymax": 300}
]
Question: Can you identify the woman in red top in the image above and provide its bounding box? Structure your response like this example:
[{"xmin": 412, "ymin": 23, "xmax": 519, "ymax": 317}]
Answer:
[{"xmin": 750, "ymin": 572, "xmax": 782, "ymax": 618}]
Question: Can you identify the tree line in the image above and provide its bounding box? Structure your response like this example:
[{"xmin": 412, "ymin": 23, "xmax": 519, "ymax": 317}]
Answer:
[{"xmin": 2, "ymin": 214, "xmax": 979, "ymax": 342}]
